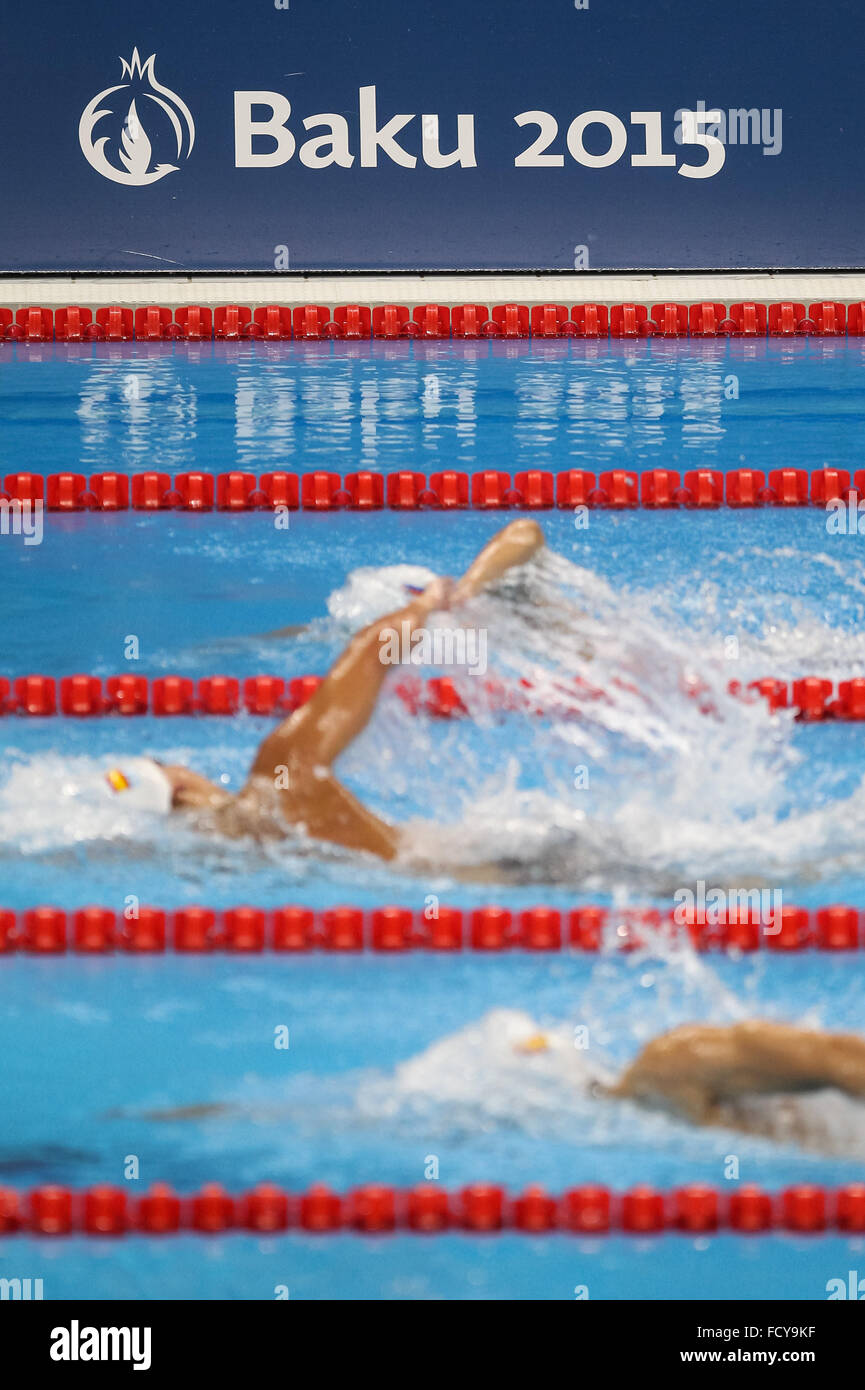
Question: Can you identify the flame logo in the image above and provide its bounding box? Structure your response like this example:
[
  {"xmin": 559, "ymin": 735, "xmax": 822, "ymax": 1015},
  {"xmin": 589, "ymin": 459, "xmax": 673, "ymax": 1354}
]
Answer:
[{"xmin": 79, "ymin": 49, "xmax": 194, "ymax": 186}]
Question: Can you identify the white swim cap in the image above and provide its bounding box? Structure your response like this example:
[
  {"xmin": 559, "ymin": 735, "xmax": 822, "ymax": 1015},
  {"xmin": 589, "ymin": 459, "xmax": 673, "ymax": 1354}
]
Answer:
[
  {"xmin": 327, "ymin": 565, "xmax": 437, "ymax": 625},
  {"xmin": 104, "ymin": 757, "xmax": 173, "ymax": 814}
]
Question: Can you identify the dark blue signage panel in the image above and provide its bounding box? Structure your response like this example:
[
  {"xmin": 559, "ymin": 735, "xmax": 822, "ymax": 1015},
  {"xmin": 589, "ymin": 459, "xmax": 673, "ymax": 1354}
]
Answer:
[{"xmin": 0, "ymin": 0, "xmax": 861, "ymax": 271}]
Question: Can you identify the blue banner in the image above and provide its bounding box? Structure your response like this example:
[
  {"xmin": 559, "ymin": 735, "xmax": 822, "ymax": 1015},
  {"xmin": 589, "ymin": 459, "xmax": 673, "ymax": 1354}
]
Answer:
[{"xmin": 0, "ymin": 0, "xmax": 861, "ymax": 271}]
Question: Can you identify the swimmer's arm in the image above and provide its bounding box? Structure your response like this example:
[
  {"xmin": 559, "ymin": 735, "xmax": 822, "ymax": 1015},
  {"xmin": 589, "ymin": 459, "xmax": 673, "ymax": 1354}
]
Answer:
[
  {"xmin": 745, "ymin": 1023, "xmax": 865, "ymax": 1099},
  {"xmin": 696, "ymin": 1022, "xmax": 865, "ymax": 1100},
  {"xmin": 610, "ymin": 1023, "xmax": 865, "ymax": 1114},
  {"xmin": 451, "ymin": 519, "xmax": 545, "ymax": 604},
  {"xmin": 606, "ymin": 1071, "xmax": 717, "ymax": 1125},
  {"xmin": 260, "ymin": 522, "xmax": 542, "ymax": 641},
  {"xmin": 248, "ymin": 580, "xmax": 451, "ymax": 772},
  {"xmin": 249, "ymin": 523, "xmax": 544, "ymax": 775}
]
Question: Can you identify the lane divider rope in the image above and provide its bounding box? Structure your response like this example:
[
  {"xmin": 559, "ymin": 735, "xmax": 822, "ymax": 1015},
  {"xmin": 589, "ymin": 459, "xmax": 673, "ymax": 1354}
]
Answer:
[
  {"xmin": 1, "ymin": 673, "xmax": 862, "ymax": 721},
  {"xmin": 1, "ymin": 466, "xmax": 861, "ymax": 510},
  {"xmin": 1, "ymin": 299, "xmax": 862, "ymax": 342},
  {"xmin": 0, "ymin": 1181, "xmax": 859, "ymax": 1235},
  {"xmin": 2, "ymin": 903, "xmax": 862, "ymax": 953}
]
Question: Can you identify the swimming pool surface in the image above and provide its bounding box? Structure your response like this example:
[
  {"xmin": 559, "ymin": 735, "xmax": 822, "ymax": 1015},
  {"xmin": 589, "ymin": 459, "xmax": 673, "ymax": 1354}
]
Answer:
[
  {"xmin": 2, "ymin": 340, "xmax": 865, "ymax": 1299},
  {"xmin": 3, "ymin": 336, "xmax": 865, "ymax": 478}
]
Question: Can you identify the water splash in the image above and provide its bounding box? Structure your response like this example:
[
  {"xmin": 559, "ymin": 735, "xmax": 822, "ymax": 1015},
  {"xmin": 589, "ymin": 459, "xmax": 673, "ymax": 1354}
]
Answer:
[
  {"xmin": 3, "ymin": 546, "xmax": 865, "ymax": 894},
  {"xmin": 353, "ymin": 1000, "xmax": 865, "ymax": 1159},
  {"xmin": 344, "ymin": 548, "xmax": 865, "ymax": 890}
]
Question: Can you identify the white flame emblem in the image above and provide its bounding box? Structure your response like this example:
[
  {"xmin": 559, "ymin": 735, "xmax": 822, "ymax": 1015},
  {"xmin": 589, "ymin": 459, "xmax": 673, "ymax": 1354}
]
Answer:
[{"xmin": 79, "ymin": 49, "xmax": 194, "ymax": 186}]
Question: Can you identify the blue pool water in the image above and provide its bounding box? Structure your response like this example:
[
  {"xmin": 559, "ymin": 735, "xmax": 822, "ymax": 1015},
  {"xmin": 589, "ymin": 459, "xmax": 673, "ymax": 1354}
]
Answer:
[
  {"xmin": 2, "ymin": 340, "xmax": 865, "ymax": 1299},
  {"xmin": 2, "ymin": 336, "xmax": 865, "ymax": 478}
]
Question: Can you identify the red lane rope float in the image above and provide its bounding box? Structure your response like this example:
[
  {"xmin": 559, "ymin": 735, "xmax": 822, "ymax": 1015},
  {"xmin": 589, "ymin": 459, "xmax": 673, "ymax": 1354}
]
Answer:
[
  {"xmin": 2, "ymin": 673, "xmax": 864, "ymax": 721},
  {"xmin": 1, "ymin": 466, "xmax": 862, "ymax": 510},
  {"xmin": 0, "ymin": 1181, "xmax": 862, "ymax": 1235},
  {"xmin": 2, "ymin": 300, "xmax": 863, "ymax": 343},
  {"xmin": 1, "ymin": 903, "xmax": 862, "ymax": 953}
]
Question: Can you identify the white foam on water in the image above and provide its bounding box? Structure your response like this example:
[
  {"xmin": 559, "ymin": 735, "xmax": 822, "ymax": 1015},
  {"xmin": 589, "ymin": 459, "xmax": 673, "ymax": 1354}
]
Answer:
[
  {"xmin": 721, "ymin": 1090, "xmax": 865, "ymax": 1157},
  {"xmin": 326, "ymin": 563, "xmax": 438, "ymax": 627},
  {"xmin": 354, "ymin": 1006, "xmax": 614, "ymax": 1135},
  {"xmin": 355, "ymin": 1002, "xmax": 865, "ymax": 1158},
  {"xmin": 348, "ymin": 545, "xmax": 865, "ymax": 889}
]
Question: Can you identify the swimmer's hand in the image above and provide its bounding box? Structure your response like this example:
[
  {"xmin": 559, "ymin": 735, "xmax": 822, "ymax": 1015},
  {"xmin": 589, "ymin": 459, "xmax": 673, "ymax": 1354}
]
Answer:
[{"xmin": 417, "ymin": 576, "xmax": 455, "ymax": 613}]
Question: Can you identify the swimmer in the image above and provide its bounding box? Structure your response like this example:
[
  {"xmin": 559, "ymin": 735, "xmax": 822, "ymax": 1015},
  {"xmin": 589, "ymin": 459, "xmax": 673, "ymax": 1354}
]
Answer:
[
  {"xmin": 419, "ymin": 1014, "xmax": 865, "ymax": 1154},
  {"xmin": 401, "ymin": 1016, "xmax": 865, "ymax": 1154},
  {"xmin": 105, "ymin": 520, "xmax": 545, "ymax": 861},
  {"xmin": 135, "ymin": 1015, "xmax": 865, "ymax": 1156}
]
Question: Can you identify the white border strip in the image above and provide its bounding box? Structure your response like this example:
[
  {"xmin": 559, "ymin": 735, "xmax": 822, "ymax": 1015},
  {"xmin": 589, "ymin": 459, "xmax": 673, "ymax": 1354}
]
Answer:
[{"xmin": 2, "ymin": 272, "xmax": 865, "ymax": 309}]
